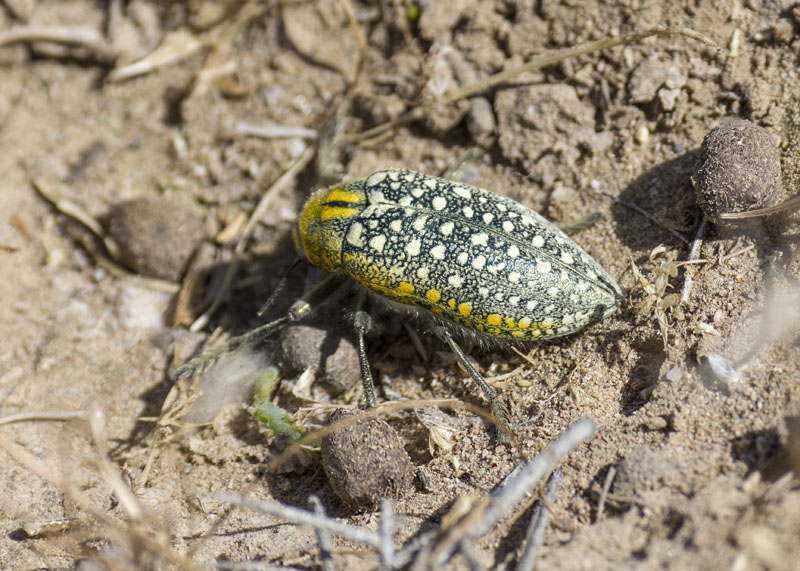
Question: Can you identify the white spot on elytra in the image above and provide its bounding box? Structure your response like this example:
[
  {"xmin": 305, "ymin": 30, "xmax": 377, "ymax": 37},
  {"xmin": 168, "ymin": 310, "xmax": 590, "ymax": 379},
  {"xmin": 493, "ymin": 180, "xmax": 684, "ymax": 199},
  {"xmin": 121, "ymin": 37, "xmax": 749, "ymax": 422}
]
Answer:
[
  {"xmin": 496, "ymin": 203, "xmax": 508, "ymax": 212},
  {"xmin": 526, "ymin": 300, "xmax": 539, "ymax": 311},
  {"xmin": 532, "ymin": 235, "xmax": 545, "ymax": 248},
  {"xmin": 503, "ymin": 220, "xmax": 514, "ymax": 232},
  {"xmin": 432, "ymin": 196, "xmax": 447, "ymax": 211},
  {"xmin": 366, "ymin": 172, "xmax": 388, "ymax": 187},
  {"xmin": 346, "ymin": 222, "xmax": 364, "ymax": 247},
  {"xmin": 448, "ymin": 274, "xmax": 464, "ymax": 287},
  {"xmin": 451, "ymin": 184, "xmax": 471, "ymax": 199},
  {"xmin": 482, "ymin": 213, "xmax": 495, "ymax": 224},
  {"xmin": 367, "ymin": 189, "xmax": 387, "ymax": 203},
  {"xmin": 457, "ymin": 252, "xmax": 469, "ymax": 264},
  {"xmin": 543, "ymin": 305, "xmax": 556, "ymax": 314},
  {"xmin": 412, "ymin": 215, "xmax": 428, "ymax": 231},
  {"xmin": 507, "ymin": 245, "xmax": 520, "ymax": 258},
  {"xmin": 547, "ymin": 287, "xmax": 559, "ymax": 297},
  {"xmin": 478, "ymin": 287, "xmax": 489, "ymax": 297},
  {"xmin": 472, "ymin": 255, "xmax": 486, "ymax": 270},
  {"xmin": 417, "ymin": 266, "xmax": 430, "ymax": 279},
  {"xmin": 488, "ymin": 262, "xmax": 506, "ymax": 273},
  {"xmin": 536, "ymin": 260, "xmax": 552, "ymax": 275},
  {"xmin": 509, "ymin": 296, "xmax": 520, "ymax": 306},
  {"xmin": 508, "ymin": 271, "xmax": 521, "ymax": 283},
  {"xmin": 561, "ymin": 251, "xmax": 574, "ymax": 264},
  {"xmin": 411, "ymin": 187, "xmax": 424, "ymax": 198},
  {"xmin": 471, "ymin": 232, "xmax": 489, "ymax": 246},
  {"xmin": 440, "ymin": 221, "xmax": 454, "ymax": 236},
  {"xmin": 463, "ymin": 205, "xmax": 474, "ymax": 218},
  {"xmin": 390, "ymin": 219, "xmax": 403, "ymax": 232},
  {"xmin": 369, "ymin": 234, "xmax": 386, "ymax": 252},
  {"xmin": 431, "ymin": 244, "xmax": 446, "ymax": 260},
  {"xmin": 406, "ymin": 239, "xmax": 421, "ymax": 256}
]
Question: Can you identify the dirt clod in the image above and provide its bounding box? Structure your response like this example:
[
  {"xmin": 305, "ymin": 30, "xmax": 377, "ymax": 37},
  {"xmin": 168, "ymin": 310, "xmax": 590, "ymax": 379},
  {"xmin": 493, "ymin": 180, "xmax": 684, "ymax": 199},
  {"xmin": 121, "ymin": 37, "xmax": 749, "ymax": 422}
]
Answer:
[
  {"xmin": 321, "ymin": 409, "xmax": 414, "ymax": 511},
  {"xmin": 105, "ymin": 197, "xmax": 204, "ymax": 281},
  {"xmin": 691, "ymin": 118, "xmax": 782, "ymax": 222},
  {"xmin": 278, "ymin": 320, "xmax": 360, "ymax": 396}
]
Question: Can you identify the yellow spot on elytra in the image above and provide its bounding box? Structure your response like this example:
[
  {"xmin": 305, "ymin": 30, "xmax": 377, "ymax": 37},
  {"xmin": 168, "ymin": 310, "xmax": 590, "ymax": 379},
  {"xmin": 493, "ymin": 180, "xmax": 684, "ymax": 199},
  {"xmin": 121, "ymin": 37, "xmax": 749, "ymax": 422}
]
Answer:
[
  {"xmin": 431, "ymin": 307, "xmax": 443, "ymax": 315},
  {"xmin": 518, "ymin": 317, "xmax": 531, "ymax": 329},
  {"xmin": 487, "ymin": 314, "xmax": 501, "ymax": 326},
  {"xmin": 397, "ymin": 282, "xmax": 415, "ymax": 296},
  {"xmin": 320, "ymin": 206, "xmax": 358, "ymax": 221},
  {"xmin": 457, "ymin": 302, "xmax": 472, "ymax": 317},
  {"xmin": 426, "ymin": 289, "xmax": 441, "ymax": 303},
  {"xmin": 512, "ymin": 331, "xmax": 525, "ymax": 338},
  {"xmin": 489, "ymin": 327, "xmax": 501, "ymax": 335},
  {"xmin": 505, "ymin": 317, "xmax": 515, "ymax": 328},
  {"xmin": 326, "ymin": 189, "xmax": 362, "ymax": 203},
  {"xmin": 448, "ymin": 299, "xmax": 456, "ymax": 310}
]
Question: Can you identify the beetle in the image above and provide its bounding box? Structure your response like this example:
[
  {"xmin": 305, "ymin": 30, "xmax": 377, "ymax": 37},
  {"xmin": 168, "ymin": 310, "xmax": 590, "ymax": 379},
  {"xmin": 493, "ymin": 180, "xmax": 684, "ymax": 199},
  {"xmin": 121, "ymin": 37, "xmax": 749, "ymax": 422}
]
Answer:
[{"xmin": 175, "ymin": 169, "xmax": 621, "ymax": 433}]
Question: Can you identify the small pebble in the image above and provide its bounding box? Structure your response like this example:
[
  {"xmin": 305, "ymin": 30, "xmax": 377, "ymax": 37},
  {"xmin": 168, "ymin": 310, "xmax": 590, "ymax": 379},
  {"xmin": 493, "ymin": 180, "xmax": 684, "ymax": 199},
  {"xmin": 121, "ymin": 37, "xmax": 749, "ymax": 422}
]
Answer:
[
  {"xmin": 321, "ymin": 409, "xmax": 414, "ymax": 511},
  {"xmin": 105, "ymin": 197, "xmax": 205, "ymax": 281},
  {"xmin": 773, "ymin": 18, "xmax": 795, "ymax": 44},
  {"xmin": 691, "ymin": 118, "xmax": 781, "ymax": 222}
]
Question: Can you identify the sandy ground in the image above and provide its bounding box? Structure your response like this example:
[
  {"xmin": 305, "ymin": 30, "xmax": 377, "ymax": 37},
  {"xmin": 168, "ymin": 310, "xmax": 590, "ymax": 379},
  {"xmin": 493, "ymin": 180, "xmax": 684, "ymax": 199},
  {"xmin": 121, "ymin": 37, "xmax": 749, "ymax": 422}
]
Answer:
[{"xmin": 1, "ymin": 0, "xmax": 800, "ymax": 569}]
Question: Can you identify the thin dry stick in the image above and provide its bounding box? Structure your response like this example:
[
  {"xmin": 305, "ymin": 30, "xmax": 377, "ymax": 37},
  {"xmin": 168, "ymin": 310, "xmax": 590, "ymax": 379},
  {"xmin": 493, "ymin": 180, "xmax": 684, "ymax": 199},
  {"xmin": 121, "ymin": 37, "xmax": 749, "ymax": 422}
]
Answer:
[
  {"xmin": 336, "ymin": 0, "xmax": 367, "ymax": 91},
  {"xmin": 681, "ymin": 219, "xmax": 707, "ymax": 302},
  {"xmin": 87, "ymin": 405, "xmax": 143, "ymax": 522},
  {"xmin": 309, "ymin": 496, "xmax": 336, "ymax": 571},
  {"xmin": 0, "ymin": 24, "xmax": 118, "ymax": 62},
  {"xmin": 343, "ymin": 27, "xmax": 717, "ymax": 144},
  {"xmin": 379, "ymin": 499, "xmax": 397, "ymax": 569},
  {"xmin": 719, "ymin": 195, "xmax": 800, "ymax": 220},
  {"xmin": 516, "ymin": 468, "xmax": 564, "ymax": 571},
  {"xmin": 0, "ymin": 410, "xmax": 87, "ymax": 426},
  {"xmin": 596, "ymin": 465, "xmax": 617, "ymax": 522},
  {"xmin": 217, "ymin": 492, "xmax": 383, "ymax": 547}
]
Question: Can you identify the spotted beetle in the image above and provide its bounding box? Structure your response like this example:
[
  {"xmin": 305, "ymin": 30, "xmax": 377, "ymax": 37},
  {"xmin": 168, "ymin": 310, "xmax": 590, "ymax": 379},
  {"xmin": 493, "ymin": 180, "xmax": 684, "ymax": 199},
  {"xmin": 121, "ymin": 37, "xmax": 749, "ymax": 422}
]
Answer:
[{"xmin": 175, "ymin": 169, "xmax": 621, "ymax": 433}]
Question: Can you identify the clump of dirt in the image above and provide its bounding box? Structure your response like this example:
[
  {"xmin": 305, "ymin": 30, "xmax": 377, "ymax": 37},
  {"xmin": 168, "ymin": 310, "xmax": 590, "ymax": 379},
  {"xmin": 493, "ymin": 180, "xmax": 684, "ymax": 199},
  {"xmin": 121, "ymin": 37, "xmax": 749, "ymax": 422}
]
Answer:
[
  {"xmin": 692, "ymin": 118, "xmax": 782, "ymax": 222},
  {"xmin": 321, "ymin": 408, "xmax": 414, "ymax": 511}
]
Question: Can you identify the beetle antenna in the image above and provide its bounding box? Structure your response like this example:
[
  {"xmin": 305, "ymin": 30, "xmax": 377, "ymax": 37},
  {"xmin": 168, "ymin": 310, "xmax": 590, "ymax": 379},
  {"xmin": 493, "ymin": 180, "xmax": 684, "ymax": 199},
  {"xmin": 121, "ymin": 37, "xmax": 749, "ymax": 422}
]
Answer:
[{"xmin": 257, "ymin": 258, "xmax": 303, "ymax": 317}]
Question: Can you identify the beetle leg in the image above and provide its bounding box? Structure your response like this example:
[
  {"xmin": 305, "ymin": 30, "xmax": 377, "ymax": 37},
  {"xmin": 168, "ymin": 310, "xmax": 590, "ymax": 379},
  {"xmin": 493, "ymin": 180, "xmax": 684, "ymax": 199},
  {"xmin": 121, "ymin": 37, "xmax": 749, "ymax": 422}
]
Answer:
[
  {"xmin": 173, "ymin": 272, "xmax": 348, "ymax": 380},
  {"xmin": 353, "ymin": 289, "xmax": 377, "ymax": 408},
  {"xmin": 434, "ymin": 325, "xmax": 512, "ymax": 441}
]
